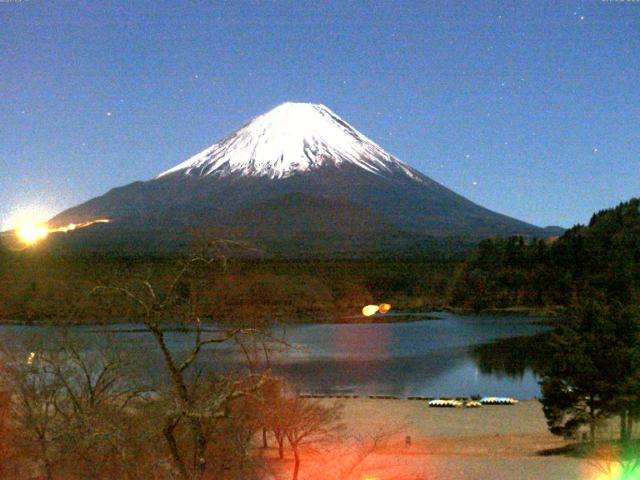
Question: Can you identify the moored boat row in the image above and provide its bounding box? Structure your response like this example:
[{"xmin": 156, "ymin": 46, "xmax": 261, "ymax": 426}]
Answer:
[{"xmin": 298, "ymin": 394, "xmax": 519, "ymax": 406}]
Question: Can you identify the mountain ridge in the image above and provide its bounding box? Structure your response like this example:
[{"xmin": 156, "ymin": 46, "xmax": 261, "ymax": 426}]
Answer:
[{"xmin": 46, "ymin": 102, "xmax": 559, "ymax": 256}]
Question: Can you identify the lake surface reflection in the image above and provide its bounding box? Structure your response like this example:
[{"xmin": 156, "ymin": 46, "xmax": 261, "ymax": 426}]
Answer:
[
  {"xmin": 268, "ymin": 312, "xmax": 552, "ymax": 398},
  {"xmin": 0, "ymin": 312, "xmax": 553, "ymax": 399}
]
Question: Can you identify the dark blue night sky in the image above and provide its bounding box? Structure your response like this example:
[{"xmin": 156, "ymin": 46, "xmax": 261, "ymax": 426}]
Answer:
[{"xmin": 2, "ymin": 0, "xmax": 638, "ymax": 230}]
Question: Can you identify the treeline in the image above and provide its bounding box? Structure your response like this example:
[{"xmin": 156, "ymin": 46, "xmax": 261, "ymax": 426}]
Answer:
[
  {"xmin": 452, "ymin": 198, "xmax": 640, "ymax": 311},
  {"xmin": 452, "ymin": 198, "xmax": 640, "ymax": 462},
  {"xmin": 2, "ymin": 197, "xmax": 638, "ymax": 322},
  {"xmin": 539, "ymin": 301, "xmax": 640, "ymax": 445},
  {"xmin": 0, "ymin": 248, "xmax": 456, "ymax": 323}
]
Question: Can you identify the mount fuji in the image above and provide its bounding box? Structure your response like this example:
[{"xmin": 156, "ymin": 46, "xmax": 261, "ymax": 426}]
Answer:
[{"xmin": 47, "ymin": 102, "xmax": 559, "ymax": 255}]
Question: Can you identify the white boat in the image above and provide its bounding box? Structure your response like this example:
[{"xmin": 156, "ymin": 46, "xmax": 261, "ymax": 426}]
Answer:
[
  {"xmin": 480, "ymin": 396, "xmax": 519, "ymax": 405},
  {"xmin": 428, "ymin": 399, "xmax": 463, "ymax": 408}
]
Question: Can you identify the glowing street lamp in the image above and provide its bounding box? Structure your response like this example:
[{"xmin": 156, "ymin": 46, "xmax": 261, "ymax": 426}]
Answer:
[
  {"xmin": 362, "ymin": 304, "xmax": 392, "ymax": 317},
  {"xmin": 362, "ymin": 305, "xmax": 380, "ymax": 317}
]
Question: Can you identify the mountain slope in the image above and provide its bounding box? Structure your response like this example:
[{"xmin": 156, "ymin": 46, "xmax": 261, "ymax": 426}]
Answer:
[{"xmin": 48, "ymin": 102, "xmax": 554, "ymax": 255}]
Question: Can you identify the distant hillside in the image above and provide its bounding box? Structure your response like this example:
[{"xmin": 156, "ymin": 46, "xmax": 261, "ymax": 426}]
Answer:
[{"xmin": 451, "ymin": 198, "xmax": 640, "ymax": 310}]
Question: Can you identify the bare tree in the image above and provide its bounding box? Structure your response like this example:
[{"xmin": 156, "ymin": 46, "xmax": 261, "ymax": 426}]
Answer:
[
  {"xmin": 0, "ymin": 381, "xmax": 14, "ymax": 477},
  {"xmin": 258, "ymin": 382, "xmax": 406, "ymax": 480},
  {"xmin": 1, "ymin": 333, "xmax": 155, "ymax": 479},
  {"xmin": 242, "ymin": 373, "xmax": 285, "ymax": 452},
  {"xmin": 92, "ymin": 241, "xmax": 270, "ymax": 479},
  {"xmin": 234, "ymin": 322, "xmax": 290, "ymax": 451},
  {"xmin": 284, "ymin": 396, "xmax": 344, "ymax": 480},
  {"xmin": 329, "ymin": 423, "xmax": 407, "ymax": 480}
]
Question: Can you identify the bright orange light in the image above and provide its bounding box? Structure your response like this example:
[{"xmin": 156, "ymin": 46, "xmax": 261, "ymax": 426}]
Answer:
[
  {"xmin": 17, "ymin": 224, "xmax": 49, "ymax": 245},
  {"xmin": 52, "ymin": 219, "xmax": 110, "ymax": 233},
  {"xmin": 15, "ymin": 219, "xmax": 111, "ymax": 246},
  {"xmin": 378, "ymin": 303, "xmax": 391, "ymax": 314},
  {"xmin": 362, "ymin": 305, "xmax": 380, "ymax": 317}
]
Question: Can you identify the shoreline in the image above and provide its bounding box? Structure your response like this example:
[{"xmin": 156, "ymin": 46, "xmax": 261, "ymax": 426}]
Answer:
[{"xmin": 0, "ymin": 306, "xmax": 561, "ymax": 327}]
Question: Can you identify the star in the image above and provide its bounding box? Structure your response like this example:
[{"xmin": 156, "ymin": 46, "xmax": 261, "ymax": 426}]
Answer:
[
  {"xmin": 106, "ymin": 112, "xmax": 112, "ymax": 117},
  {"xmin": 465, "ymin": 154, "xmax": 471, "ymax": 159},
  {"xmin": 472, "ymin": 181, "xmax": 478, "ymax": 186},
  {"xmin": 593, "ymin": 148, "xmax": 599, "ymax": 153},
  {"xmin": 580, "ymin": 16, "xmax": 585, "ymax": 21}
]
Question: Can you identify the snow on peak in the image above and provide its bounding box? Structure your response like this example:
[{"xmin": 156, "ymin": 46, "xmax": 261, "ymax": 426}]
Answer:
[{"xmin": 157, "ymin": 102, "xmax": 418, "ymax": 180}]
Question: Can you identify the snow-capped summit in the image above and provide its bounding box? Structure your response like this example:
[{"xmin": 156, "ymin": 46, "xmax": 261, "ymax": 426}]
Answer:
[{"xmin": 158, "ymin": 102, "xmax": 417, "ymax": 180}]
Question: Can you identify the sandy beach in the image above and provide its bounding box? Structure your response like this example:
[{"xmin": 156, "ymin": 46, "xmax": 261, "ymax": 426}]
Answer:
[{"xmin": 268, "ymin": 399, "xmax": 599, "ymax": 480}]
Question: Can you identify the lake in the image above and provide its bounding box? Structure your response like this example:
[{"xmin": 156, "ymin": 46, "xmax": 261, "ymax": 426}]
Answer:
[
  {"xmin": 0, "ymin": 312, "xmax": 553, "ymax": 399},
  {"xmin": 268, "ymin": 312, "xmax": 552, "ymax": 399}
]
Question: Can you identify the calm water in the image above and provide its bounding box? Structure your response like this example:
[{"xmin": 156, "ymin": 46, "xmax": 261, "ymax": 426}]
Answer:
[
  {"xmin": 267, "ymin": 312, "xmax": 552, "ymax": 398},
  {"xmin": 0, "ymin": 312, "xmax": 552, "ymax": 399}
]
